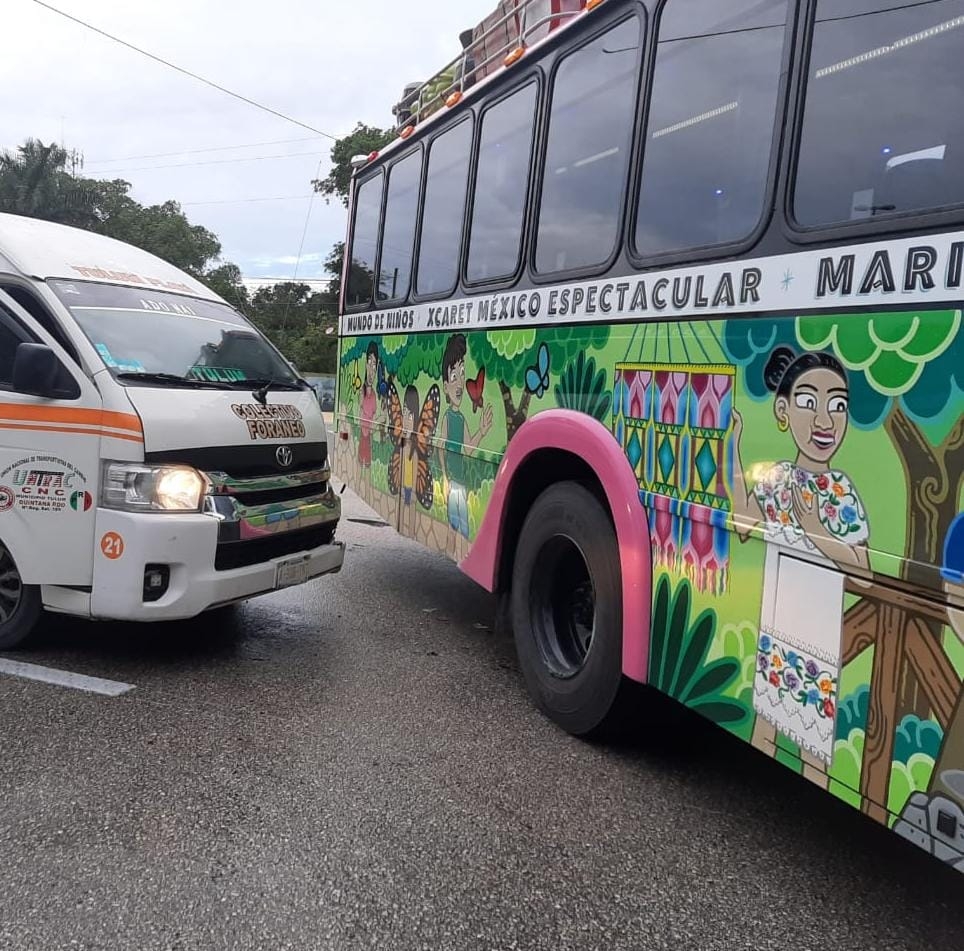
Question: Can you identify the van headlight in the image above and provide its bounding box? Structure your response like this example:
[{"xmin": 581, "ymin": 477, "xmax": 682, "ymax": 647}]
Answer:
[{"xmin": 102, "ymin": 463, "xmax": 206, "ymax": 512}]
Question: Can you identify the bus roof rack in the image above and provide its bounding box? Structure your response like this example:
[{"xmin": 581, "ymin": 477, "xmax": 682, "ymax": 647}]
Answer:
[{"xmin": 391, "ymin": 0, "xmax": 589, "ymax": 132}]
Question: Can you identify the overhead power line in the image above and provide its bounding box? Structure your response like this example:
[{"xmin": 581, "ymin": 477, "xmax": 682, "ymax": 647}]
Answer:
[
  {"xmin": 87, "ymin": 136, "xmax": 326, "ymax": 165},
  {"xmin": 30, "ymin": 0, "xmax": 338, "ymax": 140},
  {"xmin": 182, "ymin": 195, "xmax": 314, "ymax": 206},
  {"xmin": 90, "ymin": 150, "xmax": 326, "ymax": 176}
]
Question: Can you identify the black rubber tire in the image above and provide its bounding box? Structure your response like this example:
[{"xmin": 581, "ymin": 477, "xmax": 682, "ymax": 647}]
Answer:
[
  {"xmin": 510, "ymin": 481, "xmax": 627, "ymax": 737},
  {"xmin": 0, "ymin": 544, "xmax": 42, "ymax": 651}
]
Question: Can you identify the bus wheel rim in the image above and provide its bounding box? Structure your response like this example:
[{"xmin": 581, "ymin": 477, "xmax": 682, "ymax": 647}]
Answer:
[{"xmin": 531, "ymin": 534, "xmax": 596, "ymax": 679}]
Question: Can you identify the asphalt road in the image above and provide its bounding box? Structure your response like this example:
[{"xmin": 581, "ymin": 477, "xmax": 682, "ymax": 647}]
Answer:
[{"xmin": 1, "ymin": 491, "xmax": 962, "ymax": 951}]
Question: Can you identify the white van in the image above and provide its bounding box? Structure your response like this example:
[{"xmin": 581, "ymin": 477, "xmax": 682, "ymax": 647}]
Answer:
[{"xmin": 0, "ymin": 213, "xmax": 344, "ymax": 648}]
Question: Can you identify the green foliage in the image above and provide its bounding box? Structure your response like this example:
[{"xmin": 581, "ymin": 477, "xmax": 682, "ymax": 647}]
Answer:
[
  {"xmin": 888, "ymin": 753, "xmax": 936, "ymax": 818},
  {"xmin": 467, "ymin": 324, "xmax": 612, "ymax": 391},
  {"xmin": 894, "ymin": 714, "xmax": 944, "ymax": 763},
  {"xmin": 798, "ymin": 310, "xmax": 960, "ymax": 396},
  {"xmin": 243, "ymin": 281, "xmax": 338, "ymax": 374},
  {"xmin": 829, "ymin": 729, "xmax": 865, "ymax": 808},
  {"xmin": 835, "ymin": 685, "xmax": 870, "ymax": 742},
  {"xmin": 650, "ymin": 576, "xmax": 750, "ymax": 727},
  {"xmin": 554, "ymin": 351, "xmax": 610, "ymax": 423},
  {"xmin": 724, "ymin": 310, "xmax": 964, "ymax": 430},
  {"xmin": 312, "ymin": 124, "xmax": 395, "ymax": 207},
  {"xmin": 468, "ymin": 479, "xmax": 494, "ymax": 540}
]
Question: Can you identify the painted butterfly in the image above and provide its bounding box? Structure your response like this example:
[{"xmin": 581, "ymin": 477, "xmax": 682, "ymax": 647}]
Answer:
[
  {"xmin": 376, "ymin": 360, "xmax": 390, "ymax": 399},
  {"xmin": 525, "ymin": 343, "xmax": 551, "ymax": 399},
  {"xmin": 466, "ymin": 367, "xmax": 486, "ymax": 414},
  {"xmin": 386, "ymin": 381, "xmax": 441, "ymax": 510}
]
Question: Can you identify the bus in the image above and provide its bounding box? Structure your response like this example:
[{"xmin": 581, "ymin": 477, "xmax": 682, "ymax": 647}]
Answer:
[{"xmin": 335, "ymin": 0, "xmax": 964, "ymax": 874}]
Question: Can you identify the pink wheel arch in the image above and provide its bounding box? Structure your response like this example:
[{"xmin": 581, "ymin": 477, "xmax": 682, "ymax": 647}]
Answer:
[{"xmin": 460, "ymin": 409, "xmax": 652, "ymax": 684}]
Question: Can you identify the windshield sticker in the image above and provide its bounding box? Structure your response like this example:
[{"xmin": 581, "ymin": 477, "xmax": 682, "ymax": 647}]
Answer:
[
  {"xmin": 95, "ymin": 343, "xmax": 116, "ymax": 367},
  {"xmin": 188, "ymin": 366, "xmax": 246, "ymax": 383},
  {"xmin": 0, "ymin": 456, "xmax": 89, "ymax": 515},
  {"xmin": 70, "ymin": 265, "xmax": 194, "ymax": 294},
  {"xmin": 231, "ymin": 403, "xmax": 306, "ymax": 440}
]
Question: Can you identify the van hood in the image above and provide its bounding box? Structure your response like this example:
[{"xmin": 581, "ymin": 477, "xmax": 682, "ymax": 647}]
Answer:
[{"xmin": 121, "ymin": 386, "xmax": 326, "ymax": 456}]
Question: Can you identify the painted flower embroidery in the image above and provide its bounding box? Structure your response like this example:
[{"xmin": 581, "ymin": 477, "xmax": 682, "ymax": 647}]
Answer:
[
  {"xmin": 758, "ymin": 634, "xmax": 837, "ymax": 722},
  {"xmin": 753, "ymin": 463, "xmax": 869, "ymax": 545}
]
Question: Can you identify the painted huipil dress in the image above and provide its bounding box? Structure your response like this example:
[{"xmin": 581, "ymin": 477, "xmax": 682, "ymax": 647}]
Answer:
[{"xmin": 752, "ymin": 463, "xmax": 869, "ymax": 764}]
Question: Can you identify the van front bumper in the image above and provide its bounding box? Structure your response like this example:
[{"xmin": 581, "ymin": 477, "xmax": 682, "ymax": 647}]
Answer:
[{"xmin": 89, "ymin": 500, "xmax": 343, "ymax": 622}]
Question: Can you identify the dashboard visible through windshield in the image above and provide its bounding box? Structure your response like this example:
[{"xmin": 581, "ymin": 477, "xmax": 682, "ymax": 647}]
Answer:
[{"xmin": 48, "ymin": 280, "xmax": 302, "ymax": 389}]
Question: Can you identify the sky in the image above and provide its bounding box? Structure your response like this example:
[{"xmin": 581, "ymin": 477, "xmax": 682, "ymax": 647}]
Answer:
[{"xmin": 1, "ymin": 0, "xmax": 486, "ymax": 282}]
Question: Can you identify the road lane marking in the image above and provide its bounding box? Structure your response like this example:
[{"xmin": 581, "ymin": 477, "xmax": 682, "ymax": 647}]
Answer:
[{"xmin": 0, "ymin": 659, "xmax": 134, "ymax": 696}]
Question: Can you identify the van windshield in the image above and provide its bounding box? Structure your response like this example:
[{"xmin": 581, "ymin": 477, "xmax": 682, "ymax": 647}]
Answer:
[{"xmin": 48, "ymin": 280, "xmax": 301, "ymax": 388}]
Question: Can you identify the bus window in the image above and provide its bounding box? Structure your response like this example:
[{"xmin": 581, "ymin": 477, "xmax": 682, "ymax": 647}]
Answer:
[
  {"xmin": 635, "ymin": 0, "xmax": 789, "ymax": 257},
  {"xmin": 535, "ymin": 15, "xmax": 642, "ymax": 275},
  {"xmin": 416, "ymin": 120, "xmax": 473, "ymax": 297},
  {"xmin": 466, "ymin": 82, "xmax": 538, "ymax": 284},
  {"xmin": 795, "ymin": 0, "xmax": 964, "ymax": 228},
  {"xmin": 346, "ymin": 174, "xmax": 383, "ymax": 308},
  {"xmin": 378, "ymin": 151, "xmax": 422, "ymax": 303}
]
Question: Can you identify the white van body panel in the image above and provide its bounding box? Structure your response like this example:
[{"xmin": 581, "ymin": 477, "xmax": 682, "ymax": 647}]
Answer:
[
  {"xmin": 120, "ymin": 386, "xmax": 326, "ymax": 452},
  {"xmin": 0, "ymin": 214, "xmax": 342, "ymax": 636},
  {"xmin": 0, "ymin": 213, "xmax": 221, "ymax": 301}
]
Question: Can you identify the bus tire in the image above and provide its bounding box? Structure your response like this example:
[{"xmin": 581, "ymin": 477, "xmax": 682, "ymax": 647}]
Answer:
[
  {"xmin": 0, "ymin": 543, "xmax": 41, "ymax": 650},
  {"xmin": 510, "ymin": 481, "xmax": 627, "ymax": 738}
]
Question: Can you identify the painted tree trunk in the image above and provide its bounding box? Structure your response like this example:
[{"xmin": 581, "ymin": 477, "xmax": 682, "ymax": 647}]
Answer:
[
  {"xmin": 499, "ymin": 382, "xmax": 531, "ymax": 442},
  {"xmin": 885, "ymin": 407, "xmax": 964, "ymax": 718}
]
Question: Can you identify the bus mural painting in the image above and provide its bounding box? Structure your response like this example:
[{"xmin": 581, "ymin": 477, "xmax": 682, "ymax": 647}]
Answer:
[
  {"xmin": 385, "ymin": 380, "xmax": 441, "ymax": 536},
  {"xmin": 359, "ymin": 340, "xmax": 380, "ymax": 471},
  {"xmin": 334, "ymin": 0, "xmax": 964, "ymax": 874},
  {"xmin": 894, "ymin": 514, "xmax": 964, "ymax": 870},
  {"xmin": 732, "ymin": 347, "xmax": 870, "ymax": 772},
  {"xmin": 439, "ymin": 334, "xmax": 493, "ymax": 560}
]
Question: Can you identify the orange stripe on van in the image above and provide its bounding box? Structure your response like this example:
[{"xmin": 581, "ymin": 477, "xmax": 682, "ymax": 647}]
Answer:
[
  {"xmin": 0, "ymin": 403, "xmax": 143, "ymax": 434},
  {"xmin": 0, "ymin": 422, "xmax": 144, "ymax": 443}
]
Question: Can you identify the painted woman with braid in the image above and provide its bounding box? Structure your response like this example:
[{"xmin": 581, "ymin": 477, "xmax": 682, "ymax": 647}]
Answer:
[{"xmin": 731, "ymin": 346, "xmax": 870, "ymax": 766}]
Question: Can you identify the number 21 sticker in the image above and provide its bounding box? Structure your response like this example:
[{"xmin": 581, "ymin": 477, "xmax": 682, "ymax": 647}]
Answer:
[{"xmin": 100, "ymin": 531, "xmax": 125, "ymax": 560}]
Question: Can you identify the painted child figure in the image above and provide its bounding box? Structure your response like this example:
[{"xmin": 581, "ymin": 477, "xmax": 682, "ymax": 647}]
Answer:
[{"xmin": 438, "ymin": 334, "xmax": 493, "ymax": 560}]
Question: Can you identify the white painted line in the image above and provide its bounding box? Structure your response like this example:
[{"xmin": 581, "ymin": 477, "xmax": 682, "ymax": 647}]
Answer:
[{"xmin": 0, "ymin": 658, "xmax": 134, "ymax": 697}]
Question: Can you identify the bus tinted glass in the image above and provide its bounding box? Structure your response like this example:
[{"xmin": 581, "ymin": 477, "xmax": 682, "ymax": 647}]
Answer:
[
  {"xmin": 635, "ymin": 0, "xmax": 788, "ymax": 256},
  {"xmin": 378, "ymin": 151, "xmax": 421, "ymax": 302},
  {"xmin": 467, "ymin": 82, "xmax": 538, "ymax": 283},
  {"xmin": 416, "ymin": 120, "xmax": 472, "ymax": 296},
  {"xmin": 536, "ymin": 16, "xmax": 642, "ymax": 274},
  {"xmin": 347, "ymin": 175, "xmax": 382, "ymax": 308},
  {"xmin": 795, "ymin": 0, "xmax": 964, "ymax": 227}
]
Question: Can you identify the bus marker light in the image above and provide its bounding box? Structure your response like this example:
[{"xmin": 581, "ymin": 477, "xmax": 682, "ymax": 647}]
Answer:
[
  {"xmin": 504, "ymin": 47, "xmax": 526, "ymax": 67},
  {"xmin": 446, "ymin": 91, "xmax": 463, "ymax": 108},
  {"xmin": 399, "ymin": 126, "xmax": 415, "ymax": 140},
  {"xmin": 368, "ymin": 151, "xmax": 380, "ymax": 162},
  {"xmin": 587, "ymin": 0, "xmax": 606, "ymax": 10}
]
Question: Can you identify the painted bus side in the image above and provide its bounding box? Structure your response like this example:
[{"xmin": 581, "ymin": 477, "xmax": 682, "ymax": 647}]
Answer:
[{"xmin": 336, "ymin": 0, "xmax": 964, "ymax": 873}]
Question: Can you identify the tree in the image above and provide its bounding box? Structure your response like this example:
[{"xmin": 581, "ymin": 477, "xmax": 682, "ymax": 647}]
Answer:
[
  {"xmin": 724, "ymin": 310, "xmax": 964, "ymax": 820},
  {"xmin": 725, "ymin": 310, "xmax": 963, "ymax": 589},
  {"xmin": 312, "ymin": 124, "xmax": 395, "ymax": 207},
  {"xmin": 467, "ymin": 325, "xmax": 612, "ymax": 441},
  {"xmin": 244, "ymin": 282, "xmax": 338, "ymax": 374},
  {"xmin": 0, "ymin": 139, "xmax": 98, "ymax": 228}
]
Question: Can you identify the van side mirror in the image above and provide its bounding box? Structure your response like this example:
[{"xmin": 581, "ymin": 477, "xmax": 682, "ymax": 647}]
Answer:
[{"xmin": 12, "ymin": 343, "xmax": 76, "ymax": 399}]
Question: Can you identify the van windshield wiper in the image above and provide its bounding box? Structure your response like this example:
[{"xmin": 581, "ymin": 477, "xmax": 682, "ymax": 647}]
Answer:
[
  {"xmin": 115, "ymin": 371, "xmax": 233, "ymax": 390},
  {"xmin": 243, "ymin": 377, "xmax": 307, "ymax": 405}
]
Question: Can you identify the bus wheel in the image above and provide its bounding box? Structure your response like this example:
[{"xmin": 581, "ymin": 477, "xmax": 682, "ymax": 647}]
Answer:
[
  {"xmin": 0, "ymin": 543, "xmax": 41, "ymax": 650},
  {"xmin": 511, "ymin": 481, "xmax": 625, "ymax": 737}
]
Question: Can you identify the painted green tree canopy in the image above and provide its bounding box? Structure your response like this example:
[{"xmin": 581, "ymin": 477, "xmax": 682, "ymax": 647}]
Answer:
[{"xmin": 724, "ymin": 310, "xmax": 963, "ymax": 432}]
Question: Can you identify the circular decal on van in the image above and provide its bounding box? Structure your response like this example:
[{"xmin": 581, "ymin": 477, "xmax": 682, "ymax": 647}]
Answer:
[
  {"xmin": 70, "ymin": 490, "xmax": 93, "ymax": 512},
  {"xmin": 0, "ymin": 486, "xmax": 14, "ymax": 512},
  {"xmin": 100, "ymin": 531, "xmax": 125, "ymax": 560}
]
